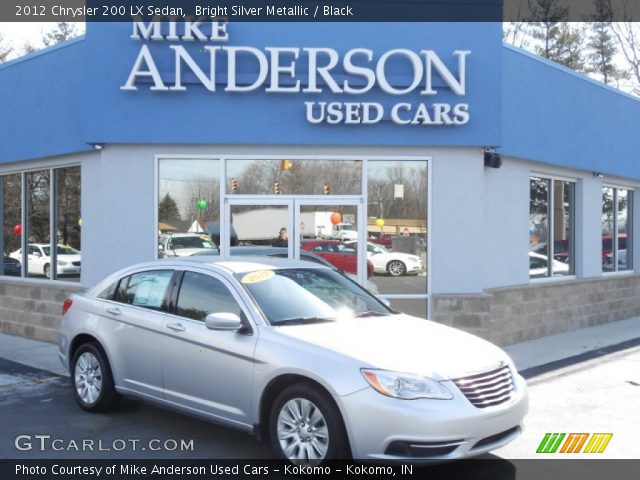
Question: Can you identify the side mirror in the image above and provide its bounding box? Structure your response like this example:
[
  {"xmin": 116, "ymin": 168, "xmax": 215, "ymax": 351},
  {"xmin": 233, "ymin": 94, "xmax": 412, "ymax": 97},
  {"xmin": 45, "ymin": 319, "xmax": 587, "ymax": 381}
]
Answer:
[
  {"xmin": 205, "ymin": 312, "xmax": 243, "ymax": 331},
  {"xmin": 158, "ymin": 245, "xmax": 165, "ymax": 251},
  {"xmin": 33, "ymin": 252, "xmax": 42, "ymax": 258}
]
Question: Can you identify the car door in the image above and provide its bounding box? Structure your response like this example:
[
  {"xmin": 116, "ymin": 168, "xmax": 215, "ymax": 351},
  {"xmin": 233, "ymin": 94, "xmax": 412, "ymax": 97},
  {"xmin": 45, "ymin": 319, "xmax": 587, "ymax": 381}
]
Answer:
[
  {"xmin": 100, "ymin": 269, "xmax": 175, "ymax": 399},
  {"xmin": 28, "ymin": 245, "xmax": 45, "ymax": 275},
  {"xmin": 161, "ymin": 269, "xmax": 259, "ymax": 428}
]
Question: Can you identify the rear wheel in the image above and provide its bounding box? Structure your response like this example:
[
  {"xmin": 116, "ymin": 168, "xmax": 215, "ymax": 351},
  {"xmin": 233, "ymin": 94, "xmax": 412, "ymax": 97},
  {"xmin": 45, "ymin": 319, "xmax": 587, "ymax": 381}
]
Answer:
[
  {"xmin": 269, "ymin": 383, "xmax": 348, "ymax": 465},
  {"xmin": 71, "ymin": 342, "xmax": 120, "ymax": 412},
  {"xmin": 387, "ymin": 260, "xmax": 406, "ymax": 276}
]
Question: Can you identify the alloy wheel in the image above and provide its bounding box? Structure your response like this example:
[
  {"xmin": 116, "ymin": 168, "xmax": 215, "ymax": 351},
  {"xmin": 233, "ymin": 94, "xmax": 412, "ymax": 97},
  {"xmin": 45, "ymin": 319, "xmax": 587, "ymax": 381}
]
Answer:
[{"xmin": 277, "ymin": 398, "xmax": 329, "ymax": 464}]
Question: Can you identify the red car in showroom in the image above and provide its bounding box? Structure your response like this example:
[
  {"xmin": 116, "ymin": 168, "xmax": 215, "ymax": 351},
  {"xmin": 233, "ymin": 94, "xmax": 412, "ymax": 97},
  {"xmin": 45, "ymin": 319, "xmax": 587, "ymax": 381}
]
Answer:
[{"xmin": 301, "ymin": 239, "xmax": 374, "ymax": 277}]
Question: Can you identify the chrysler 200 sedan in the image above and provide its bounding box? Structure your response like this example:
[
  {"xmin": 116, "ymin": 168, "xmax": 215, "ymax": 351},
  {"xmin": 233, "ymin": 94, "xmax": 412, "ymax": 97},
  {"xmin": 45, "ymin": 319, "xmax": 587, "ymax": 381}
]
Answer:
[{"xmin": 58, "ymin": 257, "xmax": 528, "ymax": 464}]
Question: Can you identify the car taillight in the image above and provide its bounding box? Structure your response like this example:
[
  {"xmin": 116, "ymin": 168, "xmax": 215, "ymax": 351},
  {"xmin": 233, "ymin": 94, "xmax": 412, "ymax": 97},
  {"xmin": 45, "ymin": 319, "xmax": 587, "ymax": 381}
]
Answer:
[{"xmin": 62, "ymin": 298, "xmax": 73, "ymax": 316}]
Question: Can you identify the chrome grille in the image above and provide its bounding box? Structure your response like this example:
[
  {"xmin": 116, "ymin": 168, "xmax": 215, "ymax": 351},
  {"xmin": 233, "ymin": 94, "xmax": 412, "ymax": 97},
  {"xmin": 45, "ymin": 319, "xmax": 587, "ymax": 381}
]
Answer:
[{"xmin": 452, "ymin": 365, "xmax": 514, "ymax": 408}]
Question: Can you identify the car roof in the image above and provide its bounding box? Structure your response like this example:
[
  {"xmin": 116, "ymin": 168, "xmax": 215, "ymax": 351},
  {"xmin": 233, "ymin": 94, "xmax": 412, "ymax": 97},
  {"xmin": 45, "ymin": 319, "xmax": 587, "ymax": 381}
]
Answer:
[{"xmin": 154, "ymin": 255, "xmax": 327, "ymax": 274}]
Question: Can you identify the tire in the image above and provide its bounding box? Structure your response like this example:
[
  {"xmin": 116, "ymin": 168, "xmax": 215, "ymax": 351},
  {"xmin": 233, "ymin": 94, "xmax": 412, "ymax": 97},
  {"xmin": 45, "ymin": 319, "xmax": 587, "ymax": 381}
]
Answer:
[
  {"xmin": 43, "ymin": 264, "xmax": 51, "ymax": 279},
  {"xmin": 387, "ymin": 260, "xmax": 406, "ymax": 277},
  {"xmin": 269, "ymin": 383, "xmax": 348, "ymax": 465},
  {"xmin": 71, "ymin": 342, "xmax": 120, "ymax": 412}
]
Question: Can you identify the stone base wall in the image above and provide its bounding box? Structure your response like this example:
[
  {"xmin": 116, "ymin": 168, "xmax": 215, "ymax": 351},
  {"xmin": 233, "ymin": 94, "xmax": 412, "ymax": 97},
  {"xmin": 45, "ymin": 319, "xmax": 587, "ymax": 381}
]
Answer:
[
  {"xmin": 0, "ymin": 279, "xmax": 83, "ymax": 343},
  {"xmin": 433, "ymin": 274, "xmax": 640, "ymax": 346}
]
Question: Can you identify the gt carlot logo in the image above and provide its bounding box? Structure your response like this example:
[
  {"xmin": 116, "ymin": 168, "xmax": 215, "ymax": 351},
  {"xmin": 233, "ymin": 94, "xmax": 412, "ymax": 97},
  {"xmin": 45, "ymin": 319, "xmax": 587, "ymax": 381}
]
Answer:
[{"xmin": 536, "ymin": 433, "xmax": 613, "ymax": 454}]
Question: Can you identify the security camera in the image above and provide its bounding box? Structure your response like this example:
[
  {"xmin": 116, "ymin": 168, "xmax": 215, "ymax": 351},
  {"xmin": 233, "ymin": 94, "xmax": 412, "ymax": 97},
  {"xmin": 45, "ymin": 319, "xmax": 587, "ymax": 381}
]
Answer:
[{"xmin": 483, "ymin": 148, "xmax": 502, "ymax": 169}]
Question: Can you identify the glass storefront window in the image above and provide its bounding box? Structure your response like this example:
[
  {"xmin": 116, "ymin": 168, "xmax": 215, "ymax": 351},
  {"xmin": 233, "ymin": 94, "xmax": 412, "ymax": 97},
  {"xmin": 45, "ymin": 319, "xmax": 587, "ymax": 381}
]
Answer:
[
  {"xmin": 55, "ymin": 167, "xmax": 82, "ymax": 282},
  {"xmin": 602, "ymin": 187, "xmax": 633, "ymax": 272},
  {"xmin": 1, "ymin": 174, "xmax": 22, "ymax": 277},
  {"xmin": 158, "ymin": 159, "xmax": 220, "ymax": 257},
  {"xmin": 367, "ymin": 161, "xmax": 427, "ymax": 294},
  {"xmin": 26, "ymin": 170, "xmax": 51, "ymax": 278},
  {"xmin": 226, "ymin": 159, "xmax": 362, "ymax": 196},
  {"xmin": 529, "ymin": 177, "xmax": 575, "ymax": 279}
]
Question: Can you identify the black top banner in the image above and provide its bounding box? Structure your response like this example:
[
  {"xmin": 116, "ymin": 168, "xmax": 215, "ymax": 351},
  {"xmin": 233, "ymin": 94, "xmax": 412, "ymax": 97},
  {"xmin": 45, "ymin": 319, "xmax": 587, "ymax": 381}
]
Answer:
[{"xmin": 2, "ymin": 0, "xmax": 639, "ymax": 22}]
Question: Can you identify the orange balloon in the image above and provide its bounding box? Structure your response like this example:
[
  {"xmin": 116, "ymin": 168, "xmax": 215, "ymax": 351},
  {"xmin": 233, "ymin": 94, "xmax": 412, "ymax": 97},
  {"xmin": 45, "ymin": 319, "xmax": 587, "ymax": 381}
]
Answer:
[{"xmin": 330, "ymin": 212, "xmax": 342, "ymax": 225}]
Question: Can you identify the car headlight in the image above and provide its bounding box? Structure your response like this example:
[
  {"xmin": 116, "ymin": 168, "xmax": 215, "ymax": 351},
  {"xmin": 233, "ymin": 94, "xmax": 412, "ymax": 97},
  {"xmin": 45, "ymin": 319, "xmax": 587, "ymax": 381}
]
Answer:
[
  {"xmin": 361, "ymin": 369, "xmax": 453, "ymax": 400},
  {"xmin": 57, "ymin": 260, "xmax": 67, "ymax": 266}
]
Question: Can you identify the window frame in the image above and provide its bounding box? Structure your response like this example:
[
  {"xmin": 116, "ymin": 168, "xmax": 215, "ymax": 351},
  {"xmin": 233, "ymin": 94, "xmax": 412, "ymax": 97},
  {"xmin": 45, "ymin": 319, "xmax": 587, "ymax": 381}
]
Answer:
[
  {"xmin": 166, "ymin": 268, "xmax": 255, "ymax": 333},
  {"xmin": 602, "ymin": 184, "xmax": 634, "ymax": 274},
  {"xmin": 529, "ymin": 173, "xmax": 577, "ymax": 281},
  {"xmin": 0, "ymin": 162, "xmax": 81, "ymax": 283}
]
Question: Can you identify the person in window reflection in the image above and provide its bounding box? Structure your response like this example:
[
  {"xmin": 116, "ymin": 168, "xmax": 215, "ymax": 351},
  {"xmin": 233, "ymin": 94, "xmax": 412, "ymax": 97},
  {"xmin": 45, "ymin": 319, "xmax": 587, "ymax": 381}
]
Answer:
[{"xmin": 272, "ymin": 227, "xmax": 288, "ymax": 247}]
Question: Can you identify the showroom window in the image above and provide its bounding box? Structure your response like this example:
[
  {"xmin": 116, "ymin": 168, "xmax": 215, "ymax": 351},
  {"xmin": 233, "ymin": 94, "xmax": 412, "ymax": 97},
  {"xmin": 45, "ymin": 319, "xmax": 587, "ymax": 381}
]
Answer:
[
  {"xmin": 158, "ymin": 158, "xmax": 221, "ymax": 253},
  {"xmin": 529, "ymin": 176, "xmax": 575, "ymax": 279},
  {"xmin": 602, "ymin": 186, "xmax": 633, "ymax": 272},
  {"xmin": 0, "ymin": 166, "xmax": 81, "ymax": 281}
]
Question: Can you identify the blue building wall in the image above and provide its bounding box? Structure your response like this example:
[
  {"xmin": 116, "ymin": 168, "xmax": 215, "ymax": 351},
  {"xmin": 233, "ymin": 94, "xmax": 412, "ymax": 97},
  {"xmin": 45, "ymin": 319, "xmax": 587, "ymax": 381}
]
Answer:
[
  {"xmin": 0, "ymin": 38, "xmax": 92, "ymax": 163},
  {"xmin": 500, "ymin": 44, "xmax": 640, "ymax": 178},
  {"xmin": 82, "ymin": 22, "xmax": 502, "ymax": 147},
  {"xmin": 1, "ymin": 24, "xmax": 639, "ymax": 181}
]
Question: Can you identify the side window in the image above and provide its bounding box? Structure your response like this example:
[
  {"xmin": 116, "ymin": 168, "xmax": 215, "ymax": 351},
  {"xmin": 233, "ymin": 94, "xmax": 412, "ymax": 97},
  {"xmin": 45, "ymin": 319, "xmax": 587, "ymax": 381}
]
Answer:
[
  {"xmin": 176, "ymin": 271, "xmax": 242, "ymax": 321},
  {"xmin": 113, "ymin": 270, "xmax": 174, "ymax": 310}
]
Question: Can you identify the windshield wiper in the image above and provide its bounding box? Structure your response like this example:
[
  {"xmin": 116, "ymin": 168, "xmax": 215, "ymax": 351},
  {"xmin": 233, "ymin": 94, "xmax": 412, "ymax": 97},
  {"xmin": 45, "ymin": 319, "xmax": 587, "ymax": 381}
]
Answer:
[
  {"xmin": 271, "ymin": 316, "xmax": 337, "ymax": 326},
  {"xmin": 353, "ymin": 311, "xmax": 391, "ymax": 318}
]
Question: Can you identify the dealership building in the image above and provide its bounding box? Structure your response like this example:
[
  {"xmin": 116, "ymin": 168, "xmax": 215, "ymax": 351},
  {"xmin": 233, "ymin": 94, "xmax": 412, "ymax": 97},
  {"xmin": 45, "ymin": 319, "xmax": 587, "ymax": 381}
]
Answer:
[{"xmin": 1, "ymin": 21, "xmax": 639, "ymax": 345}]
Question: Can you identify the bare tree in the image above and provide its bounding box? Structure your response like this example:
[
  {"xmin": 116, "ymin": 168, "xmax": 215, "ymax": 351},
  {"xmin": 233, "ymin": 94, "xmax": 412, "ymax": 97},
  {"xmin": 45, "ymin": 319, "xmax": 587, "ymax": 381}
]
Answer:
[
  {"xmin": 612, "ymin": 20, "xmax": 640, "ymax": 95},
  {"xmin": 0, "ymin": 33, "xmax": 12, "ymax": 63},
  {"xmin": 42, "ymin": 22, "xmax": 80, "ymax": 47}
]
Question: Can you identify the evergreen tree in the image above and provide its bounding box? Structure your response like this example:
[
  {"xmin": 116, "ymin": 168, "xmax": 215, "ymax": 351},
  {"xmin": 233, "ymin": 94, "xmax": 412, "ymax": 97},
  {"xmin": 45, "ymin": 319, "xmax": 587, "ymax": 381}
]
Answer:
[
  {"xmin": 158, "ymin": 193, "xmax": 182, "ymax": 223},
  {"xmin": 586, "ymin": 0, "xmax": 627, "ymax": 85},
  {"xmin": 527, "ymin": 1, "xmax": 585, "ymax": 71}
]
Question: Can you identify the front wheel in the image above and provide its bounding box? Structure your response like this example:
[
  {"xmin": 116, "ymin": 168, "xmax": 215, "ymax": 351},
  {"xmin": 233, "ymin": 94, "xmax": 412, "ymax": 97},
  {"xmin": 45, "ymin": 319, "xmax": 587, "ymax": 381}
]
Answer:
[
  {"xmin": 71, "ymin": 342, "xmax": 120, "ymax": 412},
  {"xmin": 269, "ymin": 383, "xmax": 348, "ymax": 465},
  {"xmin": 387, "ymin": 260, "xmax": 406, "ymax": 276},
  {"xmin": 43, "ymin": 264, "xmax": 51, "ymax": 279}
]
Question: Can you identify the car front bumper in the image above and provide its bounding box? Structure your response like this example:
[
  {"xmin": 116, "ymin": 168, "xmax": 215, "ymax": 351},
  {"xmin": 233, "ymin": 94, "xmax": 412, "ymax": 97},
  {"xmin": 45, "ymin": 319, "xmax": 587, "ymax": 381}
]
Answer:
[{"xmin": 337, "ymin": 372, "xmax": 529, "ymax": 461}]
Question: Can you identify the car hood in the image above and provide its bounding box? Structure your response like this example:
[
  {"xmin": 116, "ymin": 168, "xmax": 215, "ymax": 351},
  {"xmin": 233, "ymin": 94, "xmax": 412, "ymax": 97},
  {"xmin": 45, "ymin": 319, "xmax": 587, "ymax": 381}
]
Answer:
[
  {"xmin": 272, "ymin": 314, "xmax": 509, "ymax": 381},
  {"xmin": 382, "ymin": 252, "xmax": 420, "ymax": 261},
  {"xmin": 169, "ymin": 248, "xmax": 217, "ymax": 257}
]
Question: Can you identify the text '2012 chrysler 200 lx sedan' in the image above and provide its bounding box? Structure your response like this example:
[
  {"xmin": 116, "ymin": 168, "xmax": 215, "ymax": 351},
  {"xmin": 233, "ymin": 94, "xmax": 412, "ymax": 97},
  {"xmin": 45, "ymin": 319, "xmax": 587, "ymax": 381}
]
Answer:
[{"xmin": 58, "ymin": 257, "xmax": 528, "ymax": 464}]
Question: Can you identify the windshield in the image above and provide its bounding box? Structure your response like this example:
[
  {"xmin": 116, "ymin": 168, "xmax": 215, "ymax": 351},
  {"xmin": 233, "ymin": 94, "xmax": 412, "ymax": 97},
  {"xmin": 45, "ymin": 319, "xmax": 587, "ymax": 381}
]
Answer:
[
  {"xmin": 338, "ymin": 224, "xmax": 355, "ymax": 231},
  {"xmin": 236, "ymin": 268, "xmax": 392, "ymax": 325},
  {"xmin": 42, "ymin": 246, "xmax": 80, "ymax": 256}
]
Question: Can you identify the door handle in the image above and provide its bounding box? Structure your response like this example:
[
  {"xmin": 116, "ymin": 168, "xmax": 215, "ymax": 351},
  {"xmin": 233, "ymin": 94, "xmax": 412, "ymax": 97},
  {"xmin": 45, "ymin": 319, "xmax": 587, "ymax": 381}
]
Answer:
[
  {"xmin": 106, "ymin": 307, "xmax": 122, "ymax": 316},
  {"xmin": 166, "ymin": 322, "xmax": 185, "ymax": 332}
]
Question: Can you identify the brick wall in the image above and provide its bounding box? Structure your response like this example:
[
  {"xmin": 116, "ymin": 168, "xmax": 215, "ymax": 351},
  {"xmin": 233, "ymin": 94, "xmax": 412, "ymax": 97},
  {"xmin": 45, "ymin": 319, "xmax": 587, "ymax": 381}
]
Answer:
[
  {"xmin": 0, "ymin": 279, "xmax": 82, "ymax": 343},
  {"xmin": 432, "ymin": 274, "xmax": 640, "ymax": 346}
]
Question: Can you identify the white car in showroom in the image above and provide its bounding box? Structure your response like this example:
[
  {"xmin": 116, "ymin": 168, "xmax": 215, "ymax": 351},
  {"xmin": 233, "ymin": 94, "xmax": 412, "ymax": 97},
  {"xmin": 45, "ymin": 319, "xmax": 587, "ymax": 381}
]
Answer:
[
  {"xmin": 58, "ymin": 257, "xmax": 527, "ymax": 464},
  {"xmin": 347, "ymin": 241, "xmax": 423, "ymax": 276},
  {"xmin": 10, "ymin": 243, "xmax": 81, "ymax": 278},
  {"xmin": 158, "ymin": 233, "xmax": 218, "ymax": 257}
]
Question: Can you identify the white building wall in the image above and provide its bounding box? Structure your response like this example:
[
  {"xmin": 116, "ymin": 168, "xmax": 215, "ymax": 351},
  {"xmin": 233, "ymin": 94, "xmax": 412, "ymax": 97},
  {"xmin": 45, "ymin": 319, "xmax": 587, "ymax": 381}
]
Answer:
[
  {"xmin": 82, "ymin": 146, "xmax": 157, "ymax": 285},
  {"xmin": 429, "ymin": 148, "xmax": 485, "ymax": 294},
  {"xmin": 482, "ymin": 158, "xmax": 530, "ymax": 289}
]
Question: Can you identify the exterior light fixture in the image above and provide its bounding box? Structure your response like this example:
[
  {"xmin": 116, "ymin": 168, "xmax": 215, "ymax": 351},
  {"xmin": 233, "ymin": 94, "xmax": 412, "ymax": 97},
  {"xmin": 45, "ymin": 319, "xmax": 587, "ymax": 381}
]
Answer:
[{"xmin": 483, "ymin": 147, "xmax": 502, "ymax": 169}]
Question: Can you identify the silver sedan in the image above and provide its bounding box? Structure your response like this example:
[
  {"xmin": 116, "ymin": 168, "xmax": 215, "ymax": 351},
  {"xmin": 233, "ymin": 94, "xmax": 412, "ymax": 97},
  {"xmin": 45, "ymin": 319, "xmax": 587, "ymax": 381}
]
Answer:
[{"xmin": 58, "ymin": 257, "xmax": 528, "ymax": 464}]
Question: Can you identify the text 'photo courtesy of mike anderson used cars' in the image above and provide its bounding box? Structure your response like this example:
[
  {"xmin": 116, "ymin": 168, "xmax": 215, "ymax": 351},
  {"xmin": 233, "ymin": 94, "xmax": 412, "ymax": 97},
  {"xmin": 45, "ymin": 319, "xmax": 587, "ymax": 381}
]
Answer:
[{"xmin": 58, "ymin": 256, "xmax": 528, "ymax": 465}]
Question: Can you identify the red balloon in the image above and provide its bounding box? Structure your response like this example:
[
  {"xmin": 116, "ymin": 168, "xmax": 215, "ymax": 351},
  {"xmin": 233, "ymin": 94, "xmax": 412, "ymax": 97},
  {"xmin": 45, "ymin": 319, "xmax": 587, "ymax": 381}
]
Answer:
[
  {"xmin": 12, "ymin": 224, "xmax": 22, "ymax": 235},
  {"xmin": 330, "ymin": 212, "xmax": 342, "ymax": 225}
]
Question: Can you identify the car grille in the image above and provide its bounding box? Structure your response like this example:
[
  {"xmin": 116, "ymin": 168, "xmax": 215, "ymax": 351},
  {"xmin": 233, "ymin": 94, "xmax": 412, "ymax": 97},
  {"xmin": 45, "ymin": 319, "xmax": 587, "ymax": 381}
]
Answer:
[
  {"xmin": 452, "ymin": 365, "xmax": 514, "ymax": 408},
  {"xmin": 72, "ymin": 261, "xmax": 81, "ymax": 266}
]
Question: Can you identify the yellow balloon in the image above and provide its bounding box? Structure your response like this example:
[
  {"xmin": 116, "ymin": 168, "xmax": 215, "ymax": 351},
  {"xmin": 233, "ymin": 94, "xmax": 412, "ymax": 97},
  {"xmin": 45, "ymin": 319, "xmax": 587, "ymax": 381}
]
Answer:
[
  {"xmin": 375, "ymin": 218, "xmax": 385, "ymax": 228},
  {"xmin": 78, "ymin": 218, "xmax": 83, "ymax": 226}
]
